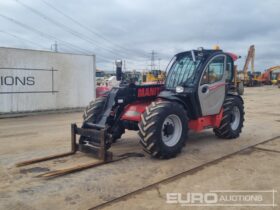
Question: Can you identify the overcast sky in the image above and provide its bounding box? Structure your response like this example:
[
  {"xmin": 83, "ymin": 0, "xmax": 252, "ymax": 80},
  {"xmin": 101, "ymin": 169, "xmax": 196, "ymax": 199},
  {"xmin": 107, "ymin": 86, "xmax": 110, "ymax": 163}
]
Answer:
[{"xmin": 0, "ymin": 0, "xmax": 279, "ymax": 71}]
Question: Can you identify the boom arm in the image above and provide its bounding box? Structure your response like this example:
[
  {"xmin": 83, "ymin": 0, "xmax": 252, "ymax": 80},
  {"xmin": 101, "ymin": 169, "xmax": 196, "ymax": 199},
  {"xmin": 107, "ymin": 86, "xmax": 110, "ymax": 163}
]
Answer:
[{"xmin": 242, "ymin": 45, "xmax": 255, "ymax": 79}]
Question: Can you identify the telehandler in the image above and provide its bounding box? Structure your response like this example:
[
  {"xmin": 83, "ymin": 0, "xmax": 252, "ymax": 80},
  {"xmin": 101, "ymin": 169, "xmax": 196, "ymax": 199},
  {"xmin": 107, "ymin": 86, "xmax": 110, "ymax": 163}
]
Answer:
[{"xmin": 17, "ymin": 48, "xmax": 244, "ymax": 177}]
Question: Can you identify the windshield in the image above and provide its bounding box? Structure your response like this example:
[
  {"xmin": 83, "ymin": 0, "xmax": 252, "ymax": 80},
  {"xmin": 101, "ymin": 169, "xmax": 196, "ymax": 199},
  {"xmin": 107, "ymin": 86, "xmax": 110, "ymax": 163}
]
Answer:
[{"xmin": 165, "ymin": 54, "xmax": 201, "ymax": 89}]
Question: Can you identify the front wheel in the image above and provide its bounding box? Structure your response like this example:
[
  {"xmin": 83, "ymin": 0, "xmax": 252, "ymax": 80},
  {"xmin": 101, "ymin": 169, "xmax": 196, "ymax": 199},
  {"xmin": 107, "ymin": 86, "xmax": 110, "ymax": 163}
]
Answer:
[
  {"xmin": 80, "ymin": 97, "xmax": 124, "ymax": 148},
  {"xmin": 138, "ymin": 101, "xmax": 188, "ymax": 159}
]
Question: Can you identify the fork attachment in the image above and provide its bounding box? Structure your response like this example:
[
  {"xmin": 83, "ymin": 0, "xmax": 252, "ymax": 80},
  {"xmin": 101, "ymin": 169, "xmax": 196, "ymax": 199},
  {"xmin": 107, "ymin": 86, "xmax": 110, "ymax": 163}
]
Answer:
[
  {"xmin": 75, "ymin": 123, "xmax": 113, "ymax": 162},
  {"xmin": 16, "ymin": 123, "xmax": 112, "ymax": 167}
]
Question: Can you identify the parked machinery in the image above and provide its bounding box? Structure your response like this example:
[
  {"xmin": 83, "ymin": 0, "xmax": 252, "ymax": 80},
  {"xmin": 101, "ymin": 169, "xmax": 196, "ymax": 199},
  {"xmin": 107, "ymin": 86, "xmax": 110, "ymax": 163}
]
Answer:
[
  {"xmin": 122, "ymin": 70, "xmax": 142, "ymax": 84},
  {"xmin": 142, "ymin": 70, "xmax": 165, "ymax": 83},
  {"xmin": 271, "ymin": 72, "xmax": 280, "ymax": 85},
  {"xmin": 240, "ymin": 45, "xmax": 262, "ymax": 87},
  {"xmin": 259, "ymin": 66, "xmax": 280, "ymax": 85},
  {"xmin": 84, "ymin": 48, "xmax": 245, "ymax": 158},
  {"xmin": 234, "ymin": 65, "xmax": 244, "ymax": 95}
]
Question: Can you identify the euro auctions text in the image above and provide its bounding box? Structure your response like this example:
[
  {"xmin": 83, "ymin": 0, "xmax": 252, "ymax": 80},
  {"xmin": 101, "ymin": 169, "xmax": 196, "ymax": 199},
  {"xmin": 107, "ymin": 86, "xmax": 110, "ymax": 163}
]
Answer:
[{"xmin": 166, "ymin": 190, "xmax": 277, "ymax": 207}]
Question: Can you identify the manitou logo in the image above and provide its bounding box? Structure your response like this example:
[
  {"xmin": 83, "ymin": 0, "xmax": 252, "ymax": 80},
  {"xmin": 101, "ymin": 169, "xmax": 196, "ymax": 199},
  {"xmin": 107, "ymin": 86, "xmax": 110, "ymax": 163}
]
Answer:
[
  {"xmin": 0, "ymin": 76, "xmax": 35, "ymax": 86},
  {"xmin": 137, "ymin": 87, "xmax": 161, "ymax": 97}
]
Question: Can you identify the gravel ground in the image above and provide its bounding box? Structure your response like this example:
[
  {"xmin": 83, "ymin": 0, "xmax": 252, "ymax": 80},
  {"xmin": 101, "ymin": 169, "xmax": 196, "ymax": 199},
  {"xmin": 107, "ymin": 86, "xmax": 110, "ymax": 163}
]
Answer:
[{"xmin": 0, "ymin": 86, "xmax": 279, "ymax": 210}]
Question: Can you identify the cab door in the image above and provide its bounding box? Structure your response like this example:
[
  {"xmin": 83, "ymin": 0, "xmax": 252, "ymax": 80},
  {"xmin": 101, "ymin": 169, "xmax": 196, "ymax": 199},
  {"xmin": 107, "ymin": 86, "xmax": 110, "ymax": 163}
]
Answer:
[{"xmin": 198, "ymin": 55, "xmax": 227, "ymax": 116}]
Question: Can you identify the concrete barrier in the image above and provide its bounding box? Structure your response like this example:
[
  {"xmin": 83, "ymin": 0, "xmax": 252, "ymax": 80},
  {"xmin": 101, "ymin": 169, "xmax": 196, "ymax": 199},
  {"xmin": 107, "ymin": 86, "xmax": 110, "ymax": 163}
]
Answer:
[{"xmin": 0, "ymin": 47, "xmax": 96, "ymax": 114}]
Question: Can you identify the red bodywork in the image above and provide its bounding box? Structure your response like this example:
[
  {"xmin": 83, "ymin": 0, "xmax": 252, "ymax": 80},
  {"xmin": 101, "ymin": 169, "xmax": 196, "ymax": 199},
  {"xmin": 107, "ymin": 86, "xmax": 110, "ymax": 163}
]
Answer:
[
  {"xmin": 96, "ymin": 86, "xmax": 110, "ymax": 98},
  {"xmin": 208, "ymin": 82, "xmax": 226, "ymax": 91},
  {"xmin": 188, "ymin": 109, "xmax": 223, "ymax": 132},
  {"xmin": 121, "ymin": 101, "xmax": 152, "ymax": 122},
  {"xmin": 226, "ymin": 52, "xmax": 239, "ymax": 61},
  {"xmin": 121, "ymin": 101, "xmax": 224, "ymax": 132},
  {"xmin": 137, "ymin": 86, "xmax": 162, "ymax": 98}
]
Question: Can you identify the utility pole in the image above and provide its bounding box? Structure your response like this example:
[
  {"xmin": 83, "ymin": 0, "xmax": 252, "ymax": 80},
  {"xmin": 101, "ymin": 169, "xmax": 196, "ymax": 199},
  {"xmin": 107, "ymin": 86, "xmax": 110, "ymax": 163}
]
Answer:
[
  {"xmin": 123, "ymin": 60, "xmax": 126, "ymax": 72},
  {"xmin": 158, "ymin": 58, "xmax": 161, "ymax": 70},
  {"xmin": 150, "ymin": 50, "xmax": 156, "ymax": 71},
  {"xmin": 51, "ymin": 41, "xmax": 58, "ymax": 52},
  {"xmin": 54, "ymin": 41, "xmax": 58, "ymax": 52}
]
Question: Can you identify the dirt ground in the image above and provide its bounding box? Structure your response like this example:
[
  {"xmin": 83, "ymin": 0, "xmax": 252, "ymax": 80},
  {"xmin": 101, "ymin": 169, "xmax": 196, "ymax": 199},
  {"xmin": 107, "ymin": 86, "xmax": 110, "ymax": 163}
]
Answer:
[
  {"xmin": 0, "ymin": 86, "xmax": 279, "ymax": 210},
  {"xmin": 103, "ymin": 139, "xmax": 280, "ymax": 210}
]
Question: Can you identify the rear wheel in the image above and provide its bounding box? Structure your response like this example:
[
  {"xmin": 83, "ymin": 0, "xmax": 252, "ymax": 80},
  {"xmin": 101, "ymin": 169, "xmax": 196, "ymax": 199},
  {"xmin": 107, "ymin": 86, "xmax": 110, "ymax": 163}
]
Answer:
[
  {"xmin": 138, "ymin": 101, "xmax": 188, "ymax": 159},
  {"xmin": 213, "ymin": 95, "xmax": 244, "ymax": 139}
]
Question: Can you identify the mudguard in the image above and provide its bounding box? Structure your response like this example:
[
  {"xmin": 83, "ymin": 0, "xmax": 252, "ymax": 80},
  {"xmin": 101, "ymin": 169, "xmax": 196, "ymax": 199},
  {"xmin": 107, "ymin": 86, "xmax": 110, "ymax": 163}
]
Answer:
[{"xmin": 120, "ymin": 100, "xmax": 153, "ymax": 122}]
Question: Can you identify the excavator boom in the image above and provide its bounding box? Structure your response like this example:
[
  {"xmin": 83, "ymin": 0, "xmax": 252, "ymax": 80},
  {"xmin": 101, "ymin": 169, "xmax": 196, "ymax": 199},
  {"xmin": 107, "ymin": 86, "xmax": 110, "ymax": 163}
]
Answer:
[{"xmin": 242, "ymin": 45, "xmax": 255, "ymax": 80}]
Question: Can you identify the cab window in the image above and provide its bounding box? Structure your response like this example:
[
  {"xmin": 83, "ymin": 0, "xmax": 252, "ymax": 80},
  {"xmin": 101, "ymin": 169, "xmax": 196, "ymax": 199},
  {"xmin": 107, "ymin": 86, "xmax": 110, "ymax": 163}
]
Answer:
[
  {"xmin": 226, "ymin": 55, "xmax": 233, "ymax": 82},
  {"xmin": 201, "ymin": 56, "xmax": 225, "ymax": 85}
]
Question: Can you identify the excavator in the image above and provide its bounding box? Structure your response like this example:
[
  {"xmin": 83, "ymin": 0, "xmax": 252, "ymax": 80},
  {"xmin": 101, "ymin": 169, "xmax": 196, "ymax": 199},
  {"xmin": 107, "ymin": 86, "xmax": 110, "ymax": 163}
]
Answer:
[
  {"xmin": 271, "ymin": 72, "xmax": 280, "ymax": 85},
  {"xmin": 259, "ymin": 66, "xmax": 280, "ymax": 85},
  {"xmin": 142, "ymin": 70, "xmax": 165, "ymax": 83},
  {"xmin": 239, "ymin": 45, "xmax": 262, "ymax": 87}
]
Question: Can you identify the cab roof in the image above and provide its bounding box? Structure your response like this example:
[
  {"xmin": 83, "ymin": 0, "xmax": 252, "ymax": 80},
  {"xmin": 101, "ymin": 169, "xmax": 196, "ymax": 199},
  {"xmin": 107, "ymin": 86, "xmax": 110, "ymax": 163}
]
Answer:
[{"xmin": 175, "ymin": 49, "xmax": 239, "ymax": 61}]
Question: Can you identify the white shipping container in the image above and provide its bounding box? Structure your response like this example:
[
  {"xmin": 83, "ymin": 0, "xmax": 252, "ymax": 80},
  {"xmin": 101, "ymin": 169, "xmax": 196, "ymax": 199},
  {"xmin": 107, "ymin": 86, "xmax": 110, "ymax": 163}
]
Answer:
[{"xmin": 0, "ymin": 47, "xmax": 96, "ymax": 114}]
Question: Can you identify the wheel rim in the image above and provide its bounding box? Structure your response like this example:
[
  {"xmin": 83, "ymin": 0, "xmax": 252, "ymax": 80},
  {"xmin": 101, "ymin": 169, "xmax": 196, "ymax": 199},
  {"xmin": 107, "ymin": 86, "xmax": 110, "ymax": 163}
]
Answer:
[
  {"xmin": 230, "ymin": 106, "xmax": 240, "ymax": 130},
  {"xmin": 161, "ymin": 114, "xmax": 182, "ymax": 147}
]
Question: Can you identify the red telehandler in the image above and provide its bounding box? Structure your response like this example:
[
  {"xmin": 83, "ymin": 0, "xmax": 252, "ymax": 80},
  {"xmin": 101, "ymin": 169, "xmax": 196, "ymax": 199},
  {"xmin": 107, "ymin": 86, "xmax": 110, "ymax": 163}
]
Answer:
[{"xmin": 17, "ymin": 48, "xmax": 244, "ymax": 178}]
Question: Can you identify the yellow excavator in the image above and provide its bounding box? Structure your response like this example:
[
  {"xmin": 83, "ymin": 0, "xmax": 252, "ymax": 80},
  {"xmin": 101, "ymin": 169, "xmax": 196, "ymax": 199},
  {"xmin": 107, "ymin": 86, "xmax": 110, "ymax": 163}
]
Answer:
[
  {"xmin": 142, "ymin": 70, "xmax": 165, "ymax": 83},
  {"xmin": 271, "ymin": 72, "xmax": 280, "ymax": 85},
  {"xmin": 239, "ymin": 45, "xmax": 262, "ymax": 87},
  {"xmin": 259, "ymin": 65, "xmax": 280, "ymax": 85}
]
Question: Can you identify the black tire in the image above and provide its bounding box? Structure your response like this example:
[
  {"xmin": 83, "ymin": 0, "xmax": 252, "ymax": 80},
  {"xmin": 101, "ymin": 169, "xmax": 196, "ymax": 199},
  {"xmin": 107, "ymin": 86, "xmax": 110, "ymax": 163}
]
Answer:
[
  {"xmin": 237, "ymin": 81, "xmax": 244, "ymax": 95},
  {"xmin": 138, "ymin": 101, "xmax": 188, "ymax": 159},
  {"xmin": 111, "ymin": 124, "xmax": 125, "ymax": 142},
  {"xmin": 83, "ymin": 97, "xmax": 106, "ymax": 123},
  {"xmin": 82, "ymin": 97, "xmax": 125, "ymax": 142},
  {"xmin": 80, "ymin": 97, "xmax": 109, "ymax": 148},
  {"xmin": 213, "ymin": 95, "xmax": 244, "ymax": 139}
]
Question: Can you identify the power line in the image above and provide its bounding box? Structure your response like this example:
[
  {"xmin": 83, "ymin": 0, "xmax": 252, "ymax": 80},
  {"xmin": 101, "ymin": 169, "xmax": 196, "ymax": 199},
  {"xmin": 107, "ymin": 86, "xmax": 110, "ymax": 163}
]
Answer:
[
  {"xmin": 0, "ymin": 30, "xmax": 47, "ymax": 49},
  {"xmin": 0, "ymin": 15, "xmax": 113, "ymax": 63},
  {"xmin": 15, "ymin": 0, "xmax": 128, "ymax": 59},
  {"xmin": 158, "ymin": 58, "xmax": 161, "ymax": 70},
  {"xmin": 150, "ymin": 50, "xmax": 156, "ymax": 70},
  {"xmin": 0, "ymin": 2, "xmax": 157, "ymax": 70},
  {"xmin": 7, "ymin": 0, "xmax": 150, "ymax": 67},
  {"xmin": 40, "ymin": 0, "xmax": 147, "ymax": 57},
  {"xmin": 0, "ymin": 13, "xmax": 91, "ymax": 54}
]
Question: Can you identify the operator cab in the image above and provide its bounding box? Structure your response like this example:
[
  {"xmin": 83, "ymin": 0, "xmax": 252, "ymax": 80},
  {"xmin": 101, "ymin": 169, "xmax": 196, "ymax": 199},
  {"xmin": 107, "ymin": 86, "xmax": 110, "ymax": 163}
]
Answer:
[
  {"xmin": 165, "ymin": 49, "xmax": 235, "ymax": 89},
  {"xmin": 159, "ymin": 48, "xmax": 237, "ymax": 119}
]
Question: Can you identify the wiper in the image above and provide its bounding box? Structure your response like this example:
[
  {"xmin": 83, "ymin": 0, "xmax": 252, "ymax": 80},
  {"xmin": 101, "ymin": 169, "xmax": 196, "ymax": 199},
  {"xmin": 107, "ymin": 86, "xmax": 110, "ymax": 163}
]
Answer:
[
  {"xmin": 177, "ymin": 82, "xmax": 193, "ymax": 88},
  {"xmin": 191, "ymin": 50, "xmax": 196, "ymax": 62}
]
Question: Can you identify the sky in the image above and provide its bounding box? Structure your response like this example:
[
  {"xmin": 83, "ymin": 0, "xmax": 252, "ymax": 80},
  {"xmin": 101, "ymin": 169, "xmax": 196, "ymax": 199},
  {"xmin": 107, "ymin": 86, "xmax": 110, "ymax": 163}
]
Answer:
[{"xmin": 0, "ymin": 0, "xmax": 279, "ymax": 72}]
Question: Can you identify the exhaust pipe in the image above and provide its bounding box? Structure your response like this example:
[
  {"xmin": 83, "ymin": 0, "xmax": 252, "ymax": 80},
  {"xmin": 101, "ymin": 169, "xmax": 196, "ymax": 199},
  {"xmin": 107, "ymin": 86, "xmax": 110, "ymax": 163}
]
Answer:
[{"xmin": 115, "ymin": 60, "xmax": 122, "ymax": 81}]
